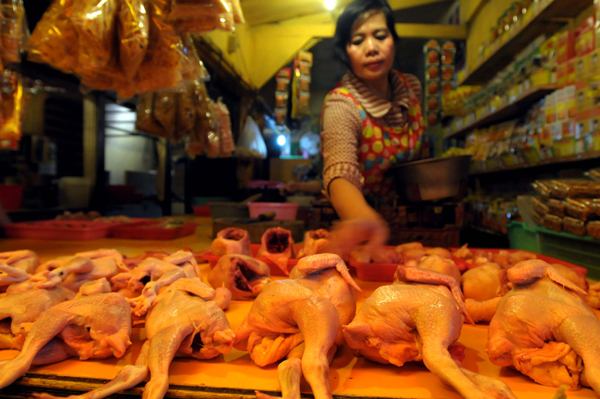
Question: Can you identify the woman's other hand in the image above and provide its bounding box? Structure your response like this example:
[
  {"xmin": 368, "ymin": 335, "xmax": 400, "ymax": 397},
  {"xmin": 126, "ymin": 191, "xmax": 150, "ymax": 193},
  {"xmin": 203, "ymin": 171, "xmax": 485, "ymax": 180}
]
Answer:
[{"xmin": 326, "ymin": 215, "xmax": 389, "ymax": 261}]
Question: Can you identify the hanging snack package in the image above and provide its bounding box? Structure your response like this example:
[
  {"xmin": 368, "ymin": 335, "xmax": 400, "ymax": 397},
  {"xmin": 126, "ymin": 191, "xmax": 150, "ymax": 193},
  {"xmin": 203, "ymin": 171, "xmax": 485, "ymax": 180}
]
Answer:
[
  {"xmin": 136, "ymin": 0, "xmax": 184, "ymax": 94},
  {"xmin": 136, "ymin": 92, "xmax": 167, "ymax": 137},
  {"xmin": 188, "ymin": 80, "xmax": 216, "ymax": 158},
  {"xmin": 153, "ymin": 91, "xmax": 177, "ymax": 139},
  {"xmin": 71, "ymin": 0, "xmax": 118, "ymax": 71},
  {"xmin": 0, "ymin": 71, "xmax": 22, "ymax": 141},
  {"xmin": 275, "ymin": 91, "xmax": 288, "ymax": 108},
  {"xmin": 118, "ymin": 0, "xmax": 150, "ymax": 79},
  {"xmin": 230, "ymin": 0, "xmax": 245, "ymax": 24},
  {"xmin": 205, "ymin": 100, "xmax": 220, "ymax": 158},
  {"xmin": 169, "ymin": 0, "xmax": 230, "ymax": 20},
  {"xmin": 180, "ymin": 33, "xmax": 209, "ymax": 83},
  {"xmin": 175, "ymin": 85, "xmax": 196, "ymax": 144},
  {"xmin": 275, "ymin": 107, "xmax": 286, "ymax": 125},
  {"xmin": 276, "ymin": 68, "xmax": 291, "ymax": 91},
  {"xmin": 176, "ymin": 12, "xmax": 234, "ymax": 33},
  {"xmin": 215, "ymin": 98, "xmax": 235, "ymax": 156},
  {"xmin": 1, "ymin": 0, "xmax": 26, "ymax": 64},
  {"xmin": 28, "ymin": 0, "xmax": 79, "ymax": 74}
]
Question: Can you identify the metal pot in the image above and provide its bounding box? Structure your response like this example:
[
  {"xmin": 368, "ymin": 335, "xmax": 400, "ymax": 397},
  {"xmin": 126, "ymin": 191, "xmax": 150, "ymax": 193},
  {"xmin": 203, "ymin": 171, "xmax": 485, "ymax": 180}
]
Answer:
[{"xmin": 387, "ymin": 155, "xmax": 472, "ymax": 202}]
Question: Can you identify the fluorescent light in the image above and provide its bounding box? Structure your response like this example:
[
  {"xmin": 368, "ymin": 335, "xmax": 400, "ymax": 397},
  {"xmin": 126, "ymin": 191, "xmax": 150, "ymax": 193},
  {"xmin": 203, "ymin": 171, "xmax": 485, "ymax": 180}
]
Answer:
[
  {"xmin": 325, "ymin": 0, "xmax": 335, "ymax": 10},
  {"xmin": 277, "ymin": 135, "xmax": 286, "ymax": 146}
]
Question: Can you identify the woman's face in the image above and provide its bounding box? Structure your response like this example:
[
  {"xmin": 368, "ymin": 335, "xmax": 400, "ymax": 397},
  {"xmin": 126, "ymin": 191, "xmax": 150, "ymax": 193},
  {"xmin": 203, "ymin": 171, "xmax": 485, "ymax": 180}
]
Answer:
[{"xmin": 346, "ymin": 12, "xmax": 395, "ymax": 82}]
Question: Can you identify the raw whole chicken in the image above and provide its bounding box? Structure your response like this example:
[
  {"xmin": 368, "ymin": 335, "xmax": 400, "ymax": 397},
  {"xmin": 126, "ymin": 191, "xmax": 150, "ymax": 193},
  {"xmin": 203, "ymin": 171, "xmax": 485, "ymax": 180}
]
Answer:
[
  {"xmin": 34, "ymin": 278, "xmax": 235, "ymax": 399},
  {"xmin": 350, "ymin": 246, "xmax": 401, "ymax": 264},
  {"xmin": 395, "ymin": 242, "xmax": 426, "ymax": 265},
  {"xmin": 298, "ymin": 229, "xmax": 330, "ymax": 258},
  {"xmin": 211, "ymin": 227, "xmax": 251, "ymax": 256},
  {"xmin": 0, "ymin": 251, "xmax": 38, "ymax": 289},
  {"xmin": 208, "ymin": 254, "xmax": 271, "ymax": 300},
  {"xmin": 112, "ymin": 251, "xmax": 201, "ymax": 317},
  {"xmin": 0, "ymin": 286, "xmax": 74, "ymax": 349},
  {"xmin": 417, "ymin": 255, "xmax": 462, "ymax": 284},
  {"xmin": 344, "ymin": 266, "xmax": 517, "ymax": 399},
  {"xmin": 123, "ymin": 250, "xmax": 172, "ymax": 269},
  {"xmin": 424, "ymin": 247, "xmax": 453, "ymax": 259},
  {"xmin": 0, "ymin": 290, "xmax": 132, "ymax": 390},
  {"xmin": 234, "ymin": 254, "xmax": 361, "ymax": 399},
  {"xmin": 257, "ymin": 227, "xmax": 297, "ymax": 275},
  {"xmin": 461, "ymin": 263, "xmax": 509, "ymax": 323},
  {"xmin": 487, "ymin": 260, "xmax": 600, "ymax": 392}
]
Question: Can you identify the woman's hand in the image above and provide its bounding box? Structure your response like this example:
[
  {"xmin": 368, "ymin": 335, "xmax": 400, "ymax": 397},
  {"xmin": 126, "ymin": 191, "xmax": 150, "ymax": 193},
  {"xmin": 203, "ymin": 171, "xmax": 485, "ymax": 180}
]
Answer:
[
  {"xmin": 326, "ymin": 215, "xmax": 389, "ymax": 261},
  {"xmin": 278, "ymin": 181, "xmax": 299, "ymax": 196}
]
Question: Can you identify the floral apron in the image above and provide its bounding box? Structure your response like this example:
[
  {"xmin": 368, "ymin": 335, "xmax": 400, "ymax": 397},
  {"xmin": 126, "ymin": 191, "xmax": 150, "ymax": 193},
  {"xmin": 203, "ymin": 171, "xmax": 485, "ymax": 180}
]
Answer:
[{"xmin": 326, "ymin": 71, "xmax": 427, "ymax": 204}]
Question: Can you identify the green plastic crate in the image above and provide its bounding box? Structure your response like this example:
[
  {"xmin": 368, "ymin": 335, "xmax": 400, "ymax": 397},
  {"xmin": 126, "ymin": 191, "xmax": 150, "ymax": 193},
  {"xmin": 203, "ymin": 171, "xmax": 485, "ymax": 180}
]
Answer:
[{"xmin": 507, "ymin": 222, "xmax": 600, "ymax": 280}]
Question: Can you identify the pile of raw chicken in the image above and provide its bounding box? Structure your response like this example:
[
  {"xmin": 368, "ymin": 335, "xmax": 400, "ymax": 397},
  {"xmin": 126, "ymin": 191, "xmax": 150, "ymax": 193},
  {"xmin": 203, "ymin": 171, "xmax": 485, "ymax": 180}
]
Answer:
[{"xmin": 1, "ymin": 226, "xmax": 600, "ymax": 399}]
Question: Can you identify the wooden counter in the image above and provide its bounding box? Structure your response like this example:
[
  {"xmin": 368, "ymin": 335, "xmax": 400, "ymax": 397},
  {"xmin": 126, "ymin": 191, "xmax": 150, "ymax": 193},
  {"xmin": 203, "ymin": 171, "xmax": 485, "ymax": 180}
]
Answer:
[{"xmin": 0, "ymin": 218, "xmax": 597, "ymax": 398}]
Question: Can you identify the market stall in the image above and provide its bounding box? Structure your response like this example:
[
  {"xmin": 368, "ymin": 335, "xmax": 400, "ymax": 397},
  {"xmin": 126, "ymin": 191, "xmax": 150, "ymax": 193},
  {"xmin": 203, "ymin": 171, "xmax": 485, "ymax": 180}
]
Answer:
[{"xmin": 0, "ymin": 217, "xmax": 598, "ymax": 399}]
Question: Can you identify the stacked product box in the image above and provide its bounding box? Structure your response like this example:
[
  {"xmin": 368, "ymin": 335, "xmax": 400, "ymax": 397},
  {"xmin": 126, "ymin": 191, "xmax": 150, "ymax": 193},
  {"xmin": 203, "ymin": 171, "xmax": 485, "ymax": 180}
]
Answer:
[{"xmin": 424, "ymin": 40, "xmax": 441, "ymax": 126}]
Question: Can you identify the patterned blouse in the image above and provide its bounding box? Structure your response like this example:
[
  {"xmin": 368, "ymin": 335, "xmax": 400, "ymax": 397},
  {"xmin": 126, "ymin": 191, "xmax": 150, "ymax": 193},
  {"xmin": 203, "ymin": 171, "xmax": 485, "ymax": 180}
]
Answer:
[{"xmin": 321, "ymin": 70, "xmax": 422, "ymax": 194}]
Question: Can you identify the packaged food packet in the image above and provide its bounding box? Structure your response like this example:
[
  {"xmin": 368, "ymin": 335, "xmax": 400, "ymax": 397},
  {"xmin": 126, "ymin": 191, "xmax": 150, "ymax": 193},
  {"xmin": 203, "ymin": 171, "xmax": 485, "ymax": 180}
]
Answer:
[
  {"xmin": 230, "ymin": 0, "xmax": 244, "ymax": 24},
  {"xmin": 136, "ymin": 0, "xmax": 184, "ymax": 93},
  {"xmin": 189, "ymin": 80, "xmax": 218, "ymax": 157},
  {"xmin": 1, "ymin": 0, "xmax": 26, "ymax": 64},
  {"xmin": 135, "ymin": 92, "xmax": 167, "ymax": 137},
  {"xmin": 118, "ymin": 0, "xmax": 149, "ymax": 79},
  {"xmin": 176, "ymin": 12, "xmax": 234, "ymax": 33},
  {"xmin": 28, "ymin": 0, "xmax": 79, "ymax": 74},
  {"xmin": 153, "ymin": 91, "xmax": 177, "ymax": 139},
  {"xmin": 180, "ymin": 33, "xmax": 210, "ymax": 83},
  {"xmin": 71, "ymin": 0, "xmax": 119, "ymax": 71},
  {"xmin": 215, "ymin": 98, "xmax": 234, "ymax": 156},
  {"xmin": 175, "ymin": 85, "xmax": 196, "ymax": 144},
  {"xmin": 0, "ymin": 70, "xmax": 23, "ymax": 141},
  {"xmin": 169, "ymin": 0, "xmax": 230, "ymax": 19}
]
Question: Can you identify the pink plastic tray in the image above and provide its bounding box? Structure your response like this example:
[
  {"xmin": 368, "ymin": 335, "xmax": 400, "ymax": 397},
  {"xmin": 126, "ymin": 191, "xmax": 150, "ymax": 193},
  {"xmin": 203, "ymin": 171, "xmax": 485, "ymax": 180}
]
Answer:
[
  {"xmin": 3, "ymin": 220, "xmax": 113, "ymax": 240},
  {"xmin": 110, "ymin": 221, "xmax": 197, "ymax": 240},
  {"xmin": 205, "ymin": 243, "xmax": 302, "ymax": 276},
  {"xmin": 349, "ymin": 247, "xmax": 589, "ymax": 282}
]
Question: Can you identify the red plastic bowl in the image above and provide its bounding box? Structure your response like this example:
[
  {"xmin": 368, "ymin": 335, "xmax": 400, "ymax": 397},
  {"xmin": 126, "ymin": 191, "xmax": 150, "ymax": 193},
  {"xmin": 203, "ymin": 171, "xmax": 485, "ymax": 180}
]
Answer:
[{"xmin": 204, "ymin": 243, "xmax": 301, "ymax": 276}]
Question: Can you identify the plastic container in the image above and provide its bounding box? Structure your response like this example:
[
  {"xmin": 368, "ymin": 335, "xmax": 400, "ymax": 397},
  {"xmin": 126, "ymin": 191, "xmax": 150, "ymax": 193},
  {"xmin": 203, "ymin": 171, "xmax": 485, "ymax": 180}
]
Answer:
[
  {"xmin": 3, "ymin": 220, "xmax": 113, "ymax": 240},
  {"xmin": 209, "ymin": 202, "xmax": 250, "ymax": 219},
  {"xmin": 59, "ymin": 177, "xmax": 92, "ymax": 208},
  {"xmin": 248, "ymin": 202, "xmax": 299, "ymax": 220},
  {"xmin": 111, "ymin": 221, "xmax": 197, "ymax": 240},
  {"xmin": 507, "ymin": 221, "xmax": 600, "ymax": 279},
  {"xmin": 204, "ymin": 243, "xmax": 301, "ymax": 276},
  {"xmin": 0, "ymin": 184, "xmax": 24, "ymax": 211}
]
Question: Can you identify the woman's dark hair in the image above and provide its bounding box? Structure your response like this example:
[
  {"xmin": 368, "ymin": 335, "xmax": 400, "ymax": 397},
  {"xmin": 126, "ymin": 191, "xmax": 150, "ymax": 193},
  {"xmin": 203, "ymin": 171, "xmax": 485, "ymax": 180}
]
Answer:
[{"xmin": 333, "ymin": 0, "xmax": 400, "ymax": 70}]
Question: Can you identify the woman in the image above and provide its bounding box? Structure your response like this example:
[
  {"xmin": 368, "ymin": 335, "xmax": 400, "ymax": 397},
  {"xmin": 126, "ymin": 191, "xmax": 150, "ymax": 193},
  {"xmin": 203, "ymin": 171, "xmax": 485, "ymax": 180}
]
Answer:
[{"xmin": 323, "ymin": 0, "xmax": 427, "ymax": 255}]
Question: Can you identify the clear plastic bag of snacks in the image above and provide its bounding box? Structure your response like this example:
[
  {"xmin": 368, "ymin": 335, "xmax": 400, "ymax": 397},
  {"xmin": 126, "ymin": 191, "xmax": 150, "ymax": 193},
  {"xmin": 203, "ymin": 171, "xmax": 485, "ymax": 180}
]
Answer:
[
  {"xmin": 118, "ymin": 0, "xmax": 149, "ymax": 79},
  {"xmin": 169, "ymin": 0, "xmax": 230, "ymax": 19},
  {"xmin": 550, "ymin": 180, "xmax": 600, "ymax": 199},
  {"xmin": 136, "ymin": 0, "xmax": 184, "ymax": 94},
  {"xmin": 531, "ymin": 197, "xmax": 549, "ymax": 217},
  {"xmin": 71, "ymin": 0, "xmax": 119, "ymax": 71},
  {"xmin": 0, "ymin": 70, "xmax": 23, "ymax": 142},
  {"xmin": 532, "ymin": 180, "xmax": 552, "ymax": 200},
  {"xmin": 230, "ymin": 0, "xmax": 245, "ymax": 23},
  {"xmin": 564, "ymin": 198, "xmax": 596, "ymax": 221},
  {"xmin": 153, "ymin": 91, "xmax": 177, "ymax": 138},
  {"xmin": 547, "ymin": 199, "xmax": 566, "ymax": 217},
  {"xmin": 542, "ymin": 214, "xmax": 563, "ymax": 231},
  {"xmin": 563, "ymin": 217, "xmax": 586, "ymax": 235},
  {"xmin": 1, "ymin": 0, "xmax": 27, "ymax": 64},
  {"xmin": 135, "ymin": 92, "xmax": 167, "ymax": 137},
  {"xmin": 588, "ymin": 221, "xmax": 600, "ymax": 239},
  {"xmin": 174, "ymin": 85, "xmax": 196, "ymax": 144},
  {"xmin": 180, "ymin": 33, "xmax": 210, "ymax": 82},
  {"xmin": 214, "ymin": 98, "xmax": 234, "ymax": 156},
  {"xmin": 176, "ymin": 12, "xmax": 234, "ymax": 33},
  {"xmin": 186, "ymin": 80, "xmax": 217, "ymax": 158},
  {"xmin": 28, "ymin": 0, "xmax": 79, "ymax": 74}
]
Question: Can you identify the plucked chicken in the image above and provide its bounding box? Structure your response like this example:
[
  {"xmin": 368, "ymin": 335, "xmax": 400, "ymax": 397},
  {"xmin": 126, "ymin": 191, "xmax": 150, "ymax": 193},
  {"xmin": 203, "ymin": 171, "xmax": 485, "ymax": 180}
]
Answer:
[
  {"xmin": 417, "ymin": 255, "xmax": 462, "ymax": 284},
  {"xmin": 257, "ymin": 227, "xmax": 297, "ymax": 275},
  {"xmin": 0, "ymin": 290, "xmax": 132, "ymax": 390},
  {"xmin": 461, "ymin": 263, "xmax": 509, "ymax": 323},
  {"xmin": 0, "ymin": 286, "xmax": 74, "ymax": 349},
  {"xmin": 235, "ymin": 254, "xmax": 361, "ymax": 399},
  {"xmin": 487, "ymin": 260, "xmax": 600, "ymax": 393},
  {"xmin": 0, "ymin": 250, "xmax": 39, "ymax": 289},
  {"xmin": 208, "ymin": 254, "xmax": 271, "ymax": 300},
  {"xmin": 298, "ymin": 229, "xmax": 330, "ymax": 258},
  {"xmin": 211, "ymin": 227, "xmax": 251, "ymax": 256},
  {"xmin": 350, "ymin": 246, "xmax": 401, "ymax": 264},
  {"xmin": 344, "ymin": 266, "xmax": 517, "ymax": 399},
  {"xmin": 33, "ymin": 278, "xmax": 235, "ymax": 399}
]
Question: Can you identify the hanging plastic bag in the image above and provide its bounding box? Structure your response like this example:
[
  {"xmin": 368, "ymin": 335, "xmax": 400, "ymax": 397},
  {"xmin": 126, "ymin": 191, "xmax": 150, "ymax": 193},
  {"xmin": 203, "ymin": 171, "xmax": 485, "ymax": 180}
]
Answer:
[
  {"xmin": 205, "ymin": 101, "xmax": 221, "ymax": 158},
  {"xmin": 118, "ymin": 0, "xmax": 149, "ymax": 79},
  {"xmin": 1, "ymin": 0, "xmax": 26, "ymax": 64},
  {"xmin": 28, "ymin": 0, "xmax": 79, "ymax": 73},
  {"xmin": 175, "ymin": 85, "xmax": 196, "ymax": 144},
  {"xmin": 214, "ymin": 98, "xmax": 234, "ymax": 156},
  {"xmin": 71, "ymin": 0, "xmax": 119, "ymax": 71},
  {"xmin": 238, "ymin": 116, "xmax": 267, "ymax": 159},
  {"xmin": 0, "ymin": 71, "xmax": 23, "ymax": 141},
  {"xmin": 176, "ymin": 12, "xmax": 234, "ymax": 33},
  {"xmin": 169, "ymin": 0, "xmax": 230, "ymax": 20},
  {"xmin": 153, "ymin": 91, "xmax": 177, "ymax": 139},
  {"xmin": 180, "ymin": 33, "xmax": 210, "ymax": 83},
  {"xmin": 135, "ymin": 92, "xmax": 167, "ymax": 137},
  {"xmin": 136, "ymin": 0, "xmax": 184, "ymax": 94},
  {"xmin": 230, "ymin": 0, "xmax": 245, "ymax": 24}
]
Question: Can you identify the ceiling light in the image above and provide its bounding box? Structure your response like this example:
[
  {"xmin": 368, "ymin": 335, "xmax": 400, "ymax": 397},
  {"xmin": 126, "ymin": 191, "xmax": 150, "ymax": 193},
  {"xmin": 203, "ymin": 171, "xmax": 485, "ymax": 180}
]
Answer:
[
  {"xmin": 277, "ymin": 135, "xmax": 286, "ymax": 146},
  {"xmin": 325, "ymin": 0, "xmax": 335, "ymax": 10}
]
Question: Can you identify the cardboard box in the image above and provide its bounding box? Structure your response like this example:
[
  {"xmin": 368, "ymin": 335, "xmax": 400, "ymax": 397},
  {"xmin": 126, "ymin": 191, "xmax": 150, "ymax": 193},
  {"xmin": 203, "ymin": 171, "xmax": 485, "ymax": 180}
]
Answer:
[
  {"xmin": 575, "ymin": 56, "xmax": 587, "ymax": 82},
  {"xmin": 566, "ymin": 60, "xmax": 576, "ymax": 85},
  {"xmin": 576, "ymin": 15, "xmax": 596, "ymax": 57},
  {"xmin": 589, "ymin": 50, "xmax": 600, "ymax": 78},
  {"xmin": 557, "ymin": 30, "xmax": 575, "ymax": 64}
]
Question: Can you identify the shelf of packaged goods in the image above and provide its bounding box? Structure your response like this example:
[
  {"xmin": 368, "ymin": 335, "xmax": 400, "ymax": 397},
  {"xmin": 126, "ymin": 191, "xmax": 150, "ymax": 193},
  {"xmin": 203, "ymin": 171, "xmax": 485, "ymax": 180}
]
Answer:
[
  {"xmin": 460, "ymin": 0, "xmax": 591, "ymax": 86},
  {"xmin": 470, "ymin": 150, "xmax": 600, "ymax": 176},
  {"xmin": 445, "ymin": 85, "xmax": 556, "ymax": 139}
]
